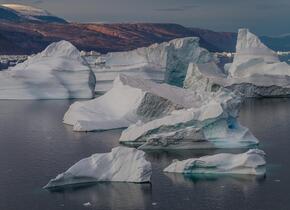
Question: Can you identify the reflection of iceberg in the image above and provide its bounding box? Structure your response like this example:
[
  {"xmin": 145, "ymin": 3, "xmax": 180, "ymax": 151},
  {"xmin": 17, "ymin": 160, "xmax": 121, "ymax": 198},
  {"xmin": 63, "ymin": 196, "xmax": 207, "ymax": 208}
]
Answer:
[
  {"xmin": 92, "ymin": 37, "xmax": 212, "ymax": 92},
  {"xmin": 49, "ymin": 183, "xmax": 152, "ymax": 210},
  {"xmin": 44, "ymin": 147, "xmax": 152, "ymax": 190},
  {"xmin": 0, "ymin": 41, "xmax": 95, "ymax": 99},
  {"xmin": 164, "ymin": 149, "xmax": 266, "ymax": 175}
]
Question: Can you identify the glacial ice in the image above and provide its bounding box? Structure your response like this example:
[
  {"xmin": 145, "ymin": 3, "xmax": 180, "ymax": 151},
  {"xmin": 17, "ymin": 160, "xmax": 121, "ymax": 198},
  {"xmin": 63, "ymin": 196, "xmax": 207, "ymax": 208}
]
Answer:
[
  {"xmin": 119, "ymin": 88, "xmax": 258, "ymax": 149},
  {"xmin": 91, "ymin": 37, "xmax": 212, "ymax": 92},
  {"xmin": 64, "ymin": 73, "xmax": 202, "ymax": 131},
  {"xmin": 225, "ymin": 29, "xmax": 290, "ymax": 97},
  {"xmin": 44, "ymin": 147, "xmax": 152, "ymax": 189},
  {"xmin": 184, "ymin": 29, "xmax": 290, "ymax": 97},
  {"xmin": 0, "ymin": 40, "xmax": 95, "ymax": 99},
  {"xmin": 164, "ymin": 149, "xmax": 266, "ymax": 176}
]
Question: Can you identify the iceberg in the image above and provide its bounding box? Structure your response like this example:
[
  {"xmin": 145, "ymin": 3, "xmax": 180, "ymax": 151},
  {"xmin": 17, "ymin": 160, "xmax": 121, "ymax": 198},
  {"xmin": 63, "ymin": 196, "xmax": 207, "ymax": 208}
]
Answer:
[
  {"xmin": 64, "ymin": 74, "xmax": 203, "ymax": 131},
  {"xmin": 225, "ymin": 29, "xmax": 290, "ymax": 97},
  {"xmin": 119, "ymin": 88, "xmax": 258, "ymax": 149},
  {"xmin": 92, "ymin": 37, "xmax": 212, "ymax": 92},
  {"xmin": 164, "ymin": 149, "xmax": 266, "ymax": 176},
  {"xmin": 184, "ymin": 29, "xmax": 290, "ymax": 97},
  {"xmin": 44, "ymin": 147, "xmax": 152, "ymax": 189},
  {"xmin": 0, "ymin": 40, "xmax": 95, "ymax": 99}
]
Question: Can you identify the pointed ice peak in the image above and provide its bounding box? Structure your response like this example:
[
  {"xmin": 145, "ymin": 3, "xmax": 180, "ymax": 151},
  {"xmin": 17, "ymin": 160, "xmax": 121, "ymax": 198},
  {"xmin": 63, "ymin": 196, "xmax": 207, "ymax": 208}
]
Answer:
[
  {"xmin": 236, "ymin": 28, "xmax": 275, "ymax": 54},
  {"xmin": 229, "ymin": 29, "xmax": 280, "ymax": 76},
  {"xmin": 40, "ymin": 40, "xmax": 81, "ymax": 59}
]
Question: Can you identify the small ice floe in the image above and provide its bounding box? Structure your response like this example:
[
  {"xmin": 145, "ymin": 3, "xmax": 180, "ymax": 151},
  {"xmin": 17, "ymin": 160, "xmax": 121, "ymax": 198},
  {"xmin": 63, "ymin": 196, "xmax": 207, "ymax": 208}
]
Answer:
[
  {"xmin": 164, "ymin": 149, "xmax": 266, "ymax": 176},
  {"xmin": 83, "ymin": 202, "xmax": 92, "ymax": 207}
]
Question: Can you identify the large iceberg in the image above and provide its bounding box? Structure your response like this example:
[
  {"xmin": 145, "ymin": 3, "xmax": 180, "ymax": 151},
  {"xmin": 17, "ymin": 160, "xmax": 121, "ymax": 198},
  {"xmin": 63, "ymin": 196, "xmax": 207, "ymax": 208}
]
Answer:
[
  {"xmin": 0, "ymin": 40, "xmax": 95, "ymax": 99},
  {"xmin": 184, "ymin": 29, "xmax": 290, "ymax": 97},
  {"xmin": 44, "ymin": 147, "xmax": 152, "ymax": 189},
  {"xmin": 164, "ymin": 149, "xmax": 266, "ymax": 176},
  {"xmin": 119, "ymin": 88, "xmax": 258, "ymax": 149},
  {"xmin": 225, "ymin": 29, "xmax": 290, "ymax": 97},
  {"xmin": 91, "ymin": 37, "xmax": 212, "ymax": 92},
  {"xmin": 64, "ymin": 74, "xmax": 201, "ymax": 131}
]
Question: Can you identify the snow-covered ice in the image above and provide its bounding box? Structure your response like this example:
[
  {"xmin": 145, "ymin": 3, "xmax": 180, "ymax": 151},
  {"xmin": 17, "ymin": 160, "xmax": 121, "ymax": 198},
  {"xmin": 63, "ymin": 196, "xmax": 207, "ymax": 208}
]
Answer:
[
  {"xmin": 64, "ymin": 73, "xmax": 201, "ymax": 131},
  {"xmin": 92, "ymin": 37, "xmax": 212, "ymax": 92},
  {"xmin": 44, "ymin": 147, "xmax": 152, "ymax": 189},
  {"xmin": 0, "ymin": 40, "xmax": 95, "ymax": 99},
  {"xmin": 164, "ymin": 149, "xmax": 266, "ymax": 175}
]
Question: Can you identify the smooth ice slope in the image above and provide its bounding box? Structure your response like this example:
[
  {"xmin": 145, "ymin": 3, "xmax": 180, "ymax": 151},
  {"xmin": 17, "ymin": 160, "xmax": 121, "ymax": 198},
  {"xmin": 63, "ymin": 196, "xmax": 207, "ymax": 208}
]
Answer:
[
  {"xmin": 44, "ymin": 147, "xmax": 152, "ymax": 189},
  {"xmin": 0, "ymin": 40, "xmax": 95, "ymax": 99},
  {"xmin": 64, "ymin": 74, "xmax": 204, "ymax": 131},
  {"xmin": 92, "ymin": 37, "xmax": 212, "ymax": 92},
  {"xmin": 164, "ymin": 149, "xmax": 266, "ymax": 175}
]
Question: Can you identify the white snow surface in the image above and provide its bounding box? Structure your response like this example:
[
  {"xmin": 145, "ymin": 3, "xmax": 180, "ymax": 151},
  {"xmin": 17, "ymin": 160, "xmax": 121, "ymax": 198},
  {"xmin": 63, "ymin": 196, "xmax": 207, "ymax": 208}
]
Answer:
[
  {"xmin": 164, "ymin": 149, "xmax": 266, "ymax": 175},
  {"xmin": 44, "ymin": 146, "xmax": 152, "ymax": 189},
  {"xmin": 64, "ymin": 73, "xmax": 206, "ymax": 131},
  {"xmin": 2, "ymin": 4, "xmax": 51, "ymax": 16},
  {"xmin": 0, "ymin": 40, "xmax": 95, "ymax": 99},
  {"xmin": 92, "ymin": 37, "xmax": 212, "ymax": 92}
]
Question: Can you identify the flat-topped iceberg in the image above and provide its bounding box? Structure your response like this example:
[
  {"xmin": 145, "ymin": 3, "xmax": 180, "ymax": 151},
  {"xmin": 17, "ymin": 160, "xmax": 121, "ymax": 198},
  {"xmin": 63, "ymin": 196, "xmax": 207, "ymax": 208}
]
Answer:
[
  {"xmin": 164, "ymin": 149, "xmax": 266, "ymax": 176},
  {"xmin": 0, "ymin": 40, "xmax": 95, "ymax": 99},
  {"xmin": 92, "ymin": 37, "xmax": 212, "ymax": 92},
  {"xmin": 44, "ymin": 147, "xmax": 152, "ymax": 190},
  {"xmin": 64, "ymin": 74, "xmax": 203, "ymax": 131}
]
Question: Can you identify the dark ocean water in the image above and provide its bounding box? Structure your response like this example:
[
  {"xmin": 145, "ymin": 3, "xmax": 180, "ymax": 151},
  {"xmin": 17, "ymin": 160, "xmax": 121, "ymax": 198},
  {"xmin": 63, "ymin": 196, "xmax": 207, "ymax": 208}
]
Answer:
[{"xmin": 0, "ymin": 98, "xmax": 289, "ymax": 210}]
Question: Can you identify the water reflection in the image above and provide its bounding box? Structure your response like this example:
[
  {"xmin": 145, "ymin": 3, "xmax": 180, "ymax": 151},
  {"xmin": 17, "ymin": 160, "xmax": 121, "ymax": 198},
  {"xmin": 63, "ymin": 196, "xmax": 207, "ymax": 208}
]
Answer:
[{"xmin": 47, "ymin": 183, "xmax": 152, "ymax": 210}]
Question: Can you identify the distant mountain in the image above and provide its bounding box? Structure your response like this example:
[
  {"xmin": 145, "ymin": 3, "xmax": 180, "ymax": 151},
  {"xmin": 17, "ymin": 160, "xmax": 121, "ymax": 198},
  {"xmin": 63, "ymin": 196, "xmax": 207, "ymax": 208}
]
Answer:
[
  {"xmin": 0, "ymin": 4, "xmax": 290, "ymax": 55},
  {"xmin": 261, "ymin": 35, "xmax": 290, "ymax": 52},
  {"xmin": 0, "ymin": 4, "xmax": 67, "ymax": 24},
  {"xmin": 0, "ymin": 21, "xmax": 238, "ymax": 55}
]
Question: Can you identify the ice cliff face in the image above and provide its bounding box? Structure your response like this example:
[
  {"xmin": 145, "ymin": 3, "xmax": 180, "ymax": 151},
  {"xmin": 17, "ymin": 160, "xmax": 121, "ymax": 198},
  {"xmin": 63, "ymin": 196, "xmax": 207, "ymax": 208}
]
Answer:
[
  {"xmin": 92, "ymin": 37, "xmax": 212, "ymax": 92},
  {"xmin": 0, "ymin": 40, "xmax": 95, "ymax": 99},
  {"xmin": 164, "ymin": 149, "xmax": 266, "ymax": 176},
  {"xmin": 44, "ymin": 147, "xmax": 152, "ymax": 189}
]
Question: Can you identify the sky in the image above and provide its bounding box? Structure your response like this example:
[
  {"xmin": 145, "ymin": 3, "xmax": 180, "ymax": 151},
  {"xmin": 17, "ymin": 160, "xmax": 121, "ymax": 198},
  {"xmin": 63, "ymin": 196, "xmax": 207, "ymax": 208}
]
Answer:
[{"xmin": 1, "ymin": 0, "xmax": 290, "ymax": 36}]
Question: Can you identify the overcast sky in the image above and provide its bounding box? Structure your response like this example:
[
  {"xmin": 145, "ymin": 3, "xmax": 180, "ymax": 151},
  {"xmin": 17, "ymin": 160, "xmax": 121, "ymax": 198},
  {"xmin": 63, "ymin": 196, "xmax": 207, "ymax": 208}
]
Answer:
[{"xmin": 1, "ymin": 0, "xmax": 290, "ymax": 36}]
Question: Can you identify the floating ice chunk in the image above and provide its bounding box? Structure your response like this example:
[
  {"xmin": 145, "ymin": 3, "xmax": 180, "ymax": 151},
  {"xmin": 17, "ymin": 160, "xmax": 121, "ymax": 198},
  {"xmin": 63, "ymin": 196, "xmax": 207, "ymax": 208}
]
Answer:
[
  {"xmin": 164, "ymin": 149, "xmax": 266, "ymax": 175},
  {"xmin": 44, "ymin": 147, "xmax": 152, "ymax": 189},
  {"xmin": 0, "ymin": 40, "xmax": 95, "ymax": 99},
  {"xmin": 64, "ymin": 74, "xmax": 209, "ymax": 131},
  {"xmin": 91, "ymin": 37, "xmax": 212, "ymax": 92}
]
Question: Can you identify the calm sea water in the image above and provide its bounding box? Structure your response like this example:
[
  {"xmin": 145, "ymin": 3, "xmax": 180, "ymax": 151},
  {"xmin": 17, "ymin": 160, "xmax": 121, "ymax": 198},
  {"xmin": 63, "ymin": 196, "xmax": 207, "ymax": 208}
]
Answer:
[{"xmin": 0, "ymin": 98, "xmax": 290, "ymax": 210}]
